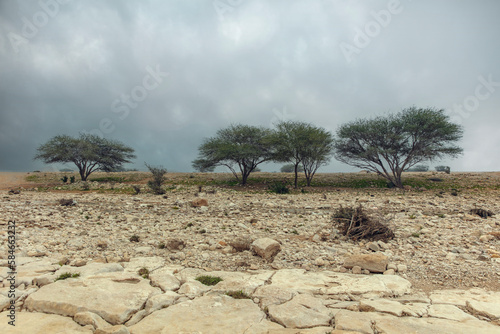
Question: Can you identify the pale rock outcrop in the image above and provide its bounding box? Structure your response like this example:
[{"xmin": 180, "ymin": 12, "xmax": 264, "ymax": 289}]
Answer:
[
  {"xmin": 25, "ymin": 272, "xmax": 161, "ymax": 325},
  {"xmin": 129, "ymin": 295, "xmax": 283, "ymax": 334}
]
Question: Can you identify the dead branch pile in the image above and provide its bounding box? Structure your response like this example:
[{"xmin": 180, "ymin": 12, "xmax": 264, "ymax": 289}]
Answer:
[{"xmin": 332, "ymin": 205, "xmax": 394, "ymax": 242}]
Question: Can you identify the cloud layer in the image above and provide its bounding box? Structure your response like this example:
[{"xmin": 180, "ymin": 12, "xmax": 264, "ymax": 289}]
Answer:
[{"xmin": 1, "ymin": 0, "xmax": 499, "ymax": 172}]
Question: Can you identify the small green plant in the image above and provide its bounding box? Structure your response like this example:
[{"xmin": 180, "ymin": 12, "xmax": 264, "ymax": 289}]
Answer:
[
  {"xmin": 138, "ymin": 267, "xmax": 149, "ymax": 279},
  {"xmin": 158, "ymin": 242, "xmax": 166, "ymax": 249},
  {"xmin": 225, "ymin": 290, "xmax": 251, "ymax": 299},
  {"xmin": 61, "ymin": 176, "xmax": 68, "ymax": 183},
  {"xmin": 186, "ymin": 222, "xmax": 194, "ymax": 228},
  {"xmin": 70, "ymin": 176, "xmax": 75, "ymax": 183},
  {"xmin": 130, "ymin": 235, "xmax": 140, "ymax": 242},
  {"xmin": 437, "ymin": 213, "xmax": 445, "ymax": 218},
  {"xmin": 411, "ymin": 232, "xmax": 420, "ymax": 238},
  {"xmin": 85, "ymin": 215, "xmax": 90, "ymax": 220},
  {"xmin": 409, "ymin": 214, "xmax": 416, "ymax": 219},
  {"xmin": 55, "ymin": 272, "xmax": 80, "ymax": 281},
  {"xmin": 195, "ymin": 275, "xmax": 223, "ymax": 286},
  {"xmin": 291, "ymin": 229, "xmax": 298, "ymax": 235},
  {"xmin": 268, "ymin": 181, "xmax": 290, "ymax": 194}
]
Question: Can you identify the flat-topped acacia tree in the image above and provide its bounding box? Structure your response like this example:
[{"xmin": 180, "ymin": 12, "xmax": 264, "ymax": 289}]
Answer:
[
  {"xmin": 192, "ymin": 124, "xmax": 274, "ymax": 185},
  {"xmin": 333, "ymin": 107, "xmax": 463, "ymax": 188},
  {"xmin": 34, "ymin": 134, "xmax": 135, "ymax": 181}
]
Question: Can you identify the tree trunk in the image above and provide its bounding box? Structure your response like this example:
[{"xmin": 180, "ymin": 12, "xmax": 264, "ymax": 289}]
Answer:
[
  {"xmin": 306, "ymin": 175, "xmax": 312, "ymax": 187},
  {"xmin": 241, "ymin": 170, "xmax": 249, "ymax": 185},
  {"xmin": 79, "ymin": 168, "xmax": 87, "ymax": 181},
  {"xmin": 294, "ymin": 164, "xmax": 299, "ymax": 189}
]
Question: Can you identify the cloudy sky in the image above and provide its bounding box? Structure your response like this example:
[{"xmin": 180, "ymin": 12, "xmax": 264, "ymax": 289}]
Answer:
[{"xmin": 1, "ymin": 0, "xmax": 499, "ymax": 173}]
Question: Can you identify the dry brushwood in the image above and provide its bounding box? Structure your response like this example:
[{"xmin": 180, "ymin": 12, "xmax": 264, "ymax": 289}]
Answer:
[
  {"xmin": 332, "ymin": 205, "xmax": 394, "ymax": 242},
  {"xmin": 59, "ymin": 198, "xmax": 75, "ymax": 206},
  {"xmin": 469, "ymin": 208, "xmax": 494, "ymax": 219}
]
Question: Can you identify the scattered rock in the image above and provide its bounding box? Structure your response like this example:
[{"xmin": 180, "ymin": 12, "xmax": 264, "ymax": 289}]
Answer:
[
  {"xmin": 367, "ymin": 241, "xmax": 380, "ymax": 252},
  {"xmin": 228, "ymin": 236, "xmax": 253, "ymax": 252},
  {"xmin": 190, "ymin": 198, "xmax": 208, "ymax": 207},
  {"xmin": 251, "ymin": 238, "xmax": 281, "ymax": 261},
  {"xmin": 343, "ymin": 252, "xmax": 389, "ymax": 273},
  {"xmin": 165, "ymin": 238, "xmax": 185, "ymax": 251}
]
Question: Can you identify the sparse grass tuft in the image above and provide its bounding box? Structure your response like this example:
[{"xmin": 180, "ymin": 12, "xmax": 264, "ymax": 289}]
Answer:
[
  {"xmin": 195, "ymin": 275, "xmax": 223, "ymax": 286},
  {"xmin": 225, "ymin": 290, "xmax": 251, "ymax": 299},
  {"xmin": 55, "ymin": 272, "xmax": 80, "ymax": 281},
  {"xmin": 129, "ymin": 235, "xmax": 140, "ymax": 242}
]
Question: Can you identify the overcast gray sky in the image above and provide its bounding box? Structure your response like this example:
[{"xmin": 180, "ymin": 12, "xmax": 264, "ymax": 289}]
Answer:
[{"xmin": 1, "ymin": 0, "xmax": 499, "ymax": 173}]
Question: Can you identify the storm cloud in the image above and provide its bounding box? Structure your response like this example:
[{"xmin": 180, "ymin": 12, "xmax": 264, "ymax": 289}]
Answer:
[{"xmin": 1, "ymin": 0, "xmax": 499, "ymax": 172}]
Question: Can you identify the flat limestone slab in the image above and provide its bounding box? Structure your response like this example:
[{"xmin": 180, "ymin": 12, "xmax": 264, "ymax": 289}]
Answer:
[
  {"xmin": 269, "ymin": 269, "xmax": 411, "ymax": 297},
  {"xmin": 0, "ymin": 311, "xmax": 93, "ymax": 333},
  {"xmin": 268, "ymin": 293, "xmax": 332, "ymax": 328},
  {"xmin": 129, "ymin": 294, "xmax": 283, "ymax": 334},
  {"xmin": 335, "ymin": 310, "xmax": 500, "ymax": 334},
  {"xmin": 25, "ymin": 272, "xmax": 161, "ymax": 325}
]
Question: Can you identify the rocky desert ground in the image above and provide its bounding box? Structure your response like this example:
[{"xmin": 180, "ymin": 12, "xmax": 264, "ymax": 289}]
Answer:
[{"xmin": 0, "ymin": 171, "xmax": 499, "ymax": 333}]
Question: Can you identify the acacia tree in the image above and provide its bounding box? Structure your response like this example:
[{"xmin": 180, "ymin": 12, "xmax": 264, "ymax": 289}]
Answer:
[
  {"xmin": 192, "ymin": 124, "xmax": 274, "ymax": 185},
  {"xmin": 272, "ymin": 121, "xmax": 334, "ymax": 187},
  {"xmin": 34, "ymin": 134, "xmax": 135, "ymax": 181},
  {"xmin": 301, "ymin": 127, "xmax": 335, "ymax": 186},
  {"xmin": 333, "ymin": 107, "xmax": 463, "ymax": 188}
]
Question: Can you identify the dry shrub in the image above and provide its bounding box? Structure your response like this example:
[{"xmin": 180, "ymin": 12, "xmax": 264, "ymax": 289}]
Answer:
[
  {"xmin": 332, "ymin": 205, "xmax": 394, "ymax": 242},
  {"xmin": 59, "ymin": 198, "xmax": 75, "ymax": 206},
  {"xmin": 469, "ymin": 208, "xmax": 494, "ymax": 219}
]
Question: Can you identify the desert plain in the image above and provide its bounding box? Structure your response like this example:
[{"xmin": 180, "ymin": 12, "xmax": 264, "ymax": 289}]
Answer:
[{"xmin": 0, "ymin": 171, "xmax": 499, "ymax": 333}]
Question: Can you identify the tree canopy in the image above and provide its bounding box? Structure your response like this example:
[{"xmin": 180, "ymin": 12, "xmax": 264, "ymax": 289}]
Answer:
[
  {"xmin": 272, "ymin": 121, "xmax": 334, "ymax": 187},
  {"xmin": 34, "ymin": 134, "xmax": 136, "ymax": 181},
  {"xmin": 192, "ymin": 124, "xmax": 274, "ymax": 185},
  {"xmin": 333, "ymin": 107, "xmax": 463, "ymax": 188}
]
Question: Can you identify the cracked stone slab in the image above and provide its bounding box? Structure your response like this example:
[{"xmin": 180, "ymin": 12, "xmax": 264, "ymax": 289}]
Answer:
[
  {"xmin": 268, "ymin": 293, "xmax": 333, "ymax": 328},
  {"xmin": 428, "ymin": 304, "xmax": 477, "ymax": 322},
  {"xmin": 129, "ymin": 294, "xmax": 283, "ymax": 334},
  {"xmin": 54, "ymin": 262, "xmax": 124, "ymax": 278},
  {"xmin": 0, "ymin": 311, "xmax": 93, "ymax": 333},
  {"xmin": 25, "ymin": 272, "xmax": 161, "ymax": 325},
  {"xmin": 268, "ymin": 328, "xmax": 359, "ymax": 333},
  {"xmin": 264, "ymin": 270, "xmax": 412, "ymax": 299},
  {"xmin": 429, "ymin": 288, "xmax": 500, "ymax": 308},
  {"xmin": 122, "ymin": 257, "xmax": 168, "ymax": 274},
  {"xmin": 335, "ymin": 309, "xmax": 500, "ymax": 334},
  {"xmin": 359, "ymin": 299, "xmax": 405, "ymax": 317}
]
